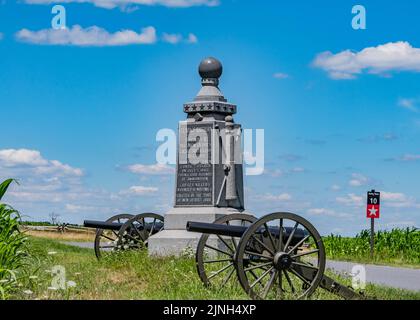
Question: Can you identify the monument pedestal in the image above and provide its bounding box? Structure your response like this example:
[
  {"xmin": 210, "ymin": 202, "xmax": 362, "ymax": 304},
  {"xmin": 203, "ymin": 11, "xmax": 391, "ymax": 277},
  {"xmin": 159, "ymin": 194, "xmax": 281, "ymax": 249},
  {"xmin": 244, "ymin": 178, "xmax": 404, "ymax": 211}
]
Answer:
[
  {"xmin": 148, "ymin": 207, "xmax": 250, "ymax": 256},
  {"xmin": 148, "ymin": 57, "xmax": 247, "ymax": 256}
]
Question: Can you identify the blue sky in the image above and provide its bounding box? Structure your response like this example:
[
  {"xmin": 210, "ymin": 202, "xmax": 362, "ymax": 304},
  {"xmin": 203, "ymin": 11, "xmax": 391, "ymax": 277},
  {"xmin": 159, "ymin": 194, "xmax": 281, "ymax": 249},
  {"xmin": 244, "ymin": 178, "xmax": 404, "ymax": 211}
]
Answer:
[{"xmin": 1, "ymin": 0, "xmax": 420, "ymax": 235}]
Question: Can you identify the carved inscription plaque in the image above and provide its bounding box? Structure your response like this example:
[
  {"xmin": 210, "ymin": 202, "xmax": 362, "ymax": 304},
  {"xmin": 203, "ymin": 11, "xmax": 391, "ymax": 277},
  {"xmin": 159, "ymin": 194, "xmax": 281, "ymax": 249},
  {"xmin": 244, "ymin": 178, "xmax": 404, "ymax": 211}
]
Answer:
[{"xmin": 175, "ymin": 123, "xmax": 213, "ymax": 206}]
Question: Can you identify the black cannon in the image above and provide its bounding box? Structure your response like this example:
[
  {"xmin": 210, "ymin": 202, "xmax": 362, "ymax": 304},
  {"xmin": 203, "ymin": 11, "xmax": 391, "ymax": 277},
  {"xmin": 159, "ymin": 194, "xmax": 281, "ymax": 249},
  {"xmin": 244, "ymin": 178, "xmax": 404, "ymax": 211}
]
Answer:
[
  {"xmin": 187, "ymin": 212, "xmax": 363, "ymax": 300},
  {"xmin": 83, "ymin": 213, "xmax": 164, "ymax": 259}
]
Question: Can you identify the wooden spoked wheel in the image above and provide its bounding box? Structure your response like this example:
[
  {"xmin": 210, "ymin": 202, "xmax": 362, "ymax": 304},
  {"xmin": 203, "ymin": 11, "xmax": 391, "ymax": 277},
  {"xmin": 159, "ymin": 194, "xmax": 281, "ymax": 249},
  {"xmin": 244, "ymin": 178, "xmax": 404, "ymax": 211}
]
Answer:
[
  {"xmin": 235, "ymin": 212, "xmax": 325, "ymax": 300},
  {"xmin": 195, "ymin": 214, "xmax": 256, "ymax": 289},
  {"xmin": 94, "ymin": 214, "xmax": 133, "ymax": 259},
  {"xmin": 117, "ymin": 213, "xmax": 164, "ymax": 251}
]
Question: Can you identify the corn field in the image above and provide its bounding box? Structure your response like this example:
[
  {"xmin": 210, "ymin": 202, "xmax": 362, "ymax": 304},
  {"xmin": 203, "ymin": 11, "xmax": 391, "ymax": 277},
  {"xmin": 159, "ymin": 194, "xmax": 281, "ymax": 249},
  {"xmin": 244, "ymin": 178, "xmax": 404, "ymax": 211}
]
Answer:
[
  {"xmin": 323, "ymin": 228, "xmax": 420, "ymax": 264},
  {"xmin": 0, "ymin": 179, "xmax": 28, "ymax": 299}
]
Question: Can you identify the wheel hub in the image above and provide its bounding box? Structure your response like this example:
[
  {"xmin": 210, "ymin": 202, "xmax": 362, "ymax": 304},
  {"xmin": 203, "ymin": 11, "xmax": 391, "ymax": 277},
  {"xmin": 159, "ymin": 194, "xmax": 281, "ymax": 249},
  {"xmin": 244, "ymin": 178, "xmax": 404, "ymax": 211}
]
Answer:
[{"xmin": 273, "ymin": 252, "xmax": 293, "ymax": 270}]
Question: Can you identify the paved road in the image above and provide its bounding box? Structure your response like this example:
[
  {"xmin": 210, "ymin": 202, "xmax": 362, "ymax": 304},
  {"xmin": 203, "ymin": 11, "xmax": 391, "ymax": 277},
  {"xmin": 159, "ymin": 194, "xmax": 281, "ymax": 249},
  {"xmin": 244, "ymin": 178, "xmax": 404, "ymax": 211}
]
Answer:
[
  {"xmin": 325, "ymin": 260, "xmax": 420, "ymax": 292},
  {"xmin": 63, "ymin": 241, "xmax": 94, "ymax": 249},
  {"xmin": 62, "ymin": 241, "xmax": 420, "ymax": 292}
]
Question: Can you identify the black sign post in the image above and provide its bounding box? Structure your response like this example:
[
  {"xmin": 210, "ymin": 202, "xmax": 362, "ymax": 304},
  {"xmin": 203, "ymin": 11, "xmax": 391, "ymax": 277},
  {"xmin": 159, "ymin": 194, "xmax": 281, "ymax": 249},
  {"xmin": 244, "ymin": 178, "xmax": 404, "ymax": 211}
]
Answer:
[{"xmin": 367, "ymin": 190, "xmax": 380, "ymax": 259}]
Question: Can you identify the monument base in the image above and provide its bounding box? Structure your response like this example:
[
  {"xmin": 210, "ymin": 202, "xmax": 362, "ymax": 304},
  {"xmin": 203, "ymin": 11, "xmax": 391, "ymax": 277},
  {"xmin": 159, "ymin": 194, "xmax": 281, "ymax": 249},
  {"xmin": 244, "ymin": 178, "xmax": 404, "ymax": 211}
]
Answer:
[{"xmin": 148, "ymin": 207, "xmax": 252, "ymax": 256}]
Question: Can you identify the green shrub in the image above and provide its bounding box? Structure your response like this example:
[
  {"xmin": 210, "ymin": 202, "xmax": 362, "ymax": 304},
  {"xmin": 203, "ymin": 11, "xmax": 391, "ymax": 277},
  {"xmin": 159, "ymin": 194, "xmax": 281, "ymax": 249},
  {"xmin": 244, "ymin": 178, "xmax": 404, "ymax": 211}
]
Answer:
[{"xmin": 0, "ymin": 179, "xmax": 28, "ymax": 299}]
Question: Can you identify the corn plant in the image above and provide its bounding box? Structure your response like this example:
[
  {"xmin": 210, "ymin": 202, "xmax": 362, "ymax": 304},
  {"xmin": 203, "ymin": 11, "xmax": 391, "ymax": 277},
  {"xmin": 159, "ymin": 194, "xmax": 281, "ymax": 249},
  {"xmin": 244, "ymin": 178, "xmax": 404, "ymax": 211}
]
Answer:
[
  {"xmin": 323, "ymin": 228, "xmax": 420, "ymax": 264},
  {"xmin": 0, "ymin": 179, "xmax": 27, "ymax": 299}
]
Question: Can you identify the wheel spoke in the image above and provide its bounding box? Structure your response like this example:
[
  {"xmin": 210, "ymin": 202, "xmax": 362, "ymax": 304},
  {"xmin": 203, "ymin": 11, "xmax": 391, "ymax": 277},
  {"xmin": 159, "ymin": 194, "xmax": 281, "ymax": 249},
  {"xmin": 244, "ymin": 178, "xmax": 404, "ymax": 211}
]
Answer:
[
  {"xmin": 231, "ymin": 237, "xmax": 238, "ymax": 250},
  {"xmin": 283, "ymin": 222, "xmax": 299, "ymax": 250},
  {"xmin": 283, "ymin": 270, "xmax": 295, "ymax": 293},
  {"xmin": 208, "ymin": 263, "xmax": 233, "ymax": 280},
  {"xmin": 291, "ymin": 261, "xmax": 318, "ymax": 270},
  {"xmin": 244, "ymin": 261, "xmax": 272, "ymax": 272},
  {"xmin": 149, "ymin": 218, "xmax": 156, "ymax": 237},
  {"xmin": 264, "ymin": 223, "xmax": 277, "ymax": 252},
  {"xmin": 204, "ymin": 258, "xmax": 232, "ymax": 264},
  {"xmin": 288, "ymin": 267, "xmax": 312, "ymax": 286},
  {"xmin": 261, "ymin": 270, "xmax": 277, "ymax": 299},
  {"xmin": 205, "ymin": 244, "xmax": 233, "ymax": 257},
  {"xmin": 216, "ymin": 235, "xmax": 234, "ymax": 254},
  {"xmin": 244, "ymin": 250, "xmax": 272, "ymax": 260},
  {"xmin": 100, "ymin": 234, "xmax": 115, "ymax": 242},
  {"xmin": 221, "ymin": 266, "xmax": 235, "ymax": 287},
  {"xmin": 278, "ymin": 218, "xmax": 283, "ymax": 252},
  {"xmin": 99, "ymin": 245, "xmax": 116, "ymax": 249},
  {"xmin": 278, "ymin": 269, "xmax": 283, "ymax": 298},
  {"xmin": 132, "ymin": 223, "xmax": 145, "ymax": 241},
  {"xmin": 291, "ymin": 249, "xmax": 319, "ymax": 259},
  {"xmin": 250, "ymin": 266, "xmax": 274, "ymax": 289},
  {"xmin": 226, "ymin": 220, "xmax": 238, "ymax": 250},
  {"xmin": 251, "ymin": 234, "xmax": 275, "ymax": 255},
  {"xmin": 287, "ymin": 235, "xmax": 310, "ymax": 254}
]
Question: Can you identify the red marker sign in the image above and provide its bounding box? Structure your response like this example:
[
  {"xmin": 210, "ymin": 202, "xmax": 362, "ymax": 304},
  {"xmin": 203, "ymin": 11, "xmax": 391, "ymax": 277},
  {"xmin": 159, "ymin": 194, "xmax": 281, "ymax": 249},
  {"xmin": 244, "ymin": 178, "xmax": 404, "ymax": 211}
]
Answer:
[{"xmin": 367, "ymin": 191, "xmax": 380, "ymax": 219}]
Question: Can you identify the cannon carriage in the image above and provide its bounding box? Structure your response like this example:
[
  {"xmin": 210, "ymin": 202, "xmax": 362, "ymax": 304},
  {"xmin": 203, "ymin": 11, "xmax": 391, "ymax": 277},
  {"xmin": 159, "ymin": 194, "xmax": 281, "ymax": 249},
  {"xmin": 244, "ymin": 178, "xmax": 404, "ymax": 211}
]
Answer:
[
  {"xmin": 84, "ymin": 213, "xmax": 164, "ymax": 259},
  {"xmin": 186, "ymin": 212, "xmax": 364, "ymax": 300}
]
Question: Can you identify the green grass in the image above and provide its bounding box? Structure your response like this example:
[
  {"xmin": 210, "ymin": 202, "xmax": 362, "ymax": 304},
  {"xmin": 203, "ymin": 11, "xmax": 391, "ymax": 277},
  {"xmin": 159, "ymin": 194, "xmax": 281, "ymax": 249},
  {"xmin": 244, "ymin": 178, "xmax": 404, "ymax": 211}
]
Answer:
[
  {"xmin": 8, "ymin": 237, "xmax": 420, "ymax": 300},
  {"xmin": 323, "ymin": 228, "xmax": 420, "ymax": 267}
]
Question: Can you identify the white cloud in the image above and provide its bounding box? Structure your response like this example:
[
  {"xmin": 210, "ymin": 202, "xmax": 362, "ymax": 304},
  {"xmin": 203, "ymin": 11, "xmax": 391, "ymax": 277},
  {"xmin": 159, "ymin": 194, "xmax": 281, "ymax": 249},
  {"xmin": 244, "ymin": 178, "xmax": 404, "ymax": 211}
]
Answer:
[
  {"xmin": 348, "ymin": 173, "xmax": 368, "ymax": 187},
  {"xmin": 380, "ymin": 191, "xmax": 420, "ymax": 209},
  {"xmin": 398, "ymin": 98, "xmax": 419, "ymax": 112},
  {"xmin": 120, "ymin": 185, "xmax": 159, "ymax": 195},
  {"xmin": 0, "ymin": 149, "xmax": 83, "ymax": 177},
  {"xmin": 65, "ymin": 204, "xmax": 97, "ymax": 212},
  {"xmin": 307, "ymin": 208, "xmax": 352, "ymax": 218},
  {"xmin": 162, "ymin": 32, "xmax": 198, "ymax": 44},
  {"xmin": 381, "ymin": 191, "xmax": 408, "ymax": 202},
  {"xmin": 331, "ymin": 184, "xmax": 341, "ymax": 191},
  {"xmin": 16, "ymin": 25, "xmax": 157, "ymax": 46},
  {"xmin": 336, "ymin": 193, "xmax": 363, "ymax": 207},
  {"xmin": 313, "ymin": 41, "xmax": 420, "ymax": 79},
  {"xmin": 397, "ymin": 154, "xmax": 420, "ymax": 162},
  {"xmin": 260, "ymin": 193, "xmax": 292, "ymax": 201},
  {"xmin": 0, "ymin": 149, "xmax": 48, "ymax": 167},
  {"xmin": 264, "ymin": 168, "xmax": 283, "ymax": 177},
  {"xmin": 273, "ymin": 72, "xmax": 289, "ymax": 79},
  {"xmin": 24, "ymin": 0, "xmax": 219, "ymax": 9},
  {"xmin": 162, "ymin": 33, "xmax": 182, "ymax": 44},
  {"xmin": 187, "ymin": 33, "xmax": 198, "ymax": 44},
  {"xmin": 0, "ymin": 148, "xmax": 172, "ymax": 223},
  {"xmin": 127, "ymin": 163, "xmax": 175, "ymax": 175}
]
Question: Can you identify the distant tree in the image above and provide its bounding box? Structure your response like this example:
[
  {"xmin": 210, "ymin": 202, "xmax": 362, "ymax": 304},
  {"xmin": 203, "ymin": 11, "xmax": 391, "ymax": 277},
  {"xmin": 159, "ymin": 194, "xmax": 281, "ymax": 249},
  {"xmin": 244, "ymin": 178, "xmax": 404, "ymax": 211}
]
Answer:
[{"xmin": 49, "ymin": 212, "xmax": 60, "ymax": 225}]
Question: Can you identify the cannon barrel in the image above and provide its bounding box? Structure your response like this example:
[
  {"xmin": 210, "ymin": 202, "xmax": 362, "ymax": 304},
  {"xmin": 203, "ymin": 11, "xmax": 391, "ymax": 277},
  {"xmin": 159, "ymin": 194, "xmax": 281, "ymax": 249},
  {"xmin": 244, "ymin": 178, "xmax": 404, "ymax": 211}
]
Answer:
[
  {"xmin": 186, "ymin": 221, "xmax": 308, "ymax": 244},
  {"xmin": 84, "ymin": 220, "xmax": 123, "ymax": 230},
  {"xmin": 84, "ymin": 220, "xmax": 164, "ymax": 233},
  {"xmin": 187, "ymin": 221, "xmax": 247, "ymax": 237}
]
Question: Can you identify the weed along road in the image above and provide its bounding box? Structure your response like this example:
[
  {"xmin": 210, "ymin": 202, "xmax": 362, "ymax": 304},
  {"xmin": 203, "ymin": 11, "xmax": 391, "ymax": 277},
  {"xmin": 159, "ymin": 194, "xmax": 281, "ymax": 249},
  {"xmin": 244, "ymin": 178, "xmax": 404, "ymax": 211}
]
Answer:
[{"xmin": 62, "ymin": 241, "xmax": 420, "ymax": 292}]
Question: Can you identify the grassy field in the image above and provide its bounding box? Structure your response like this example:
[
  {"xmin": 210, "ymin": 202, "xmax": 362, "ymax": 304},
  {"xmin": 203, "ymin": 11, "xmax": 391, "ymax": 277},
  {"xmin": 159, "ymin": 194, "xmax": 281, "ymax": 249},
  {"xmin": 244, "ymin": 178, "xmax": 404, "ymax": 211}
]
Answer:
[
  {"xmin": 5, "ymin": 236, "xmax": 420, "ymax": 300},
  {"xmin": 22, "ymin": 228, "xmax": 95, "ymax": 242}
]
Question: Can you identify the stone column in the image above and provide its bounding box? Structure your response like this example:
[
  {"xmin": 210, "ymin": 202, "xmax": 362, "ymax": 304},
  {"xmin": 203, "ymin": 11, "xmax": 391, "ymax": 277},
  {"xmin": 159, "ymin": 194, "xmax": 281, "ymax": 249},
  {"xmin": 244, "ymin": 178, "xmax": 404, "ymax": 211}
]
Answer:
[{"xmin": 148, "ymin": 57, "xmax": 249, "ymax": 256}]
